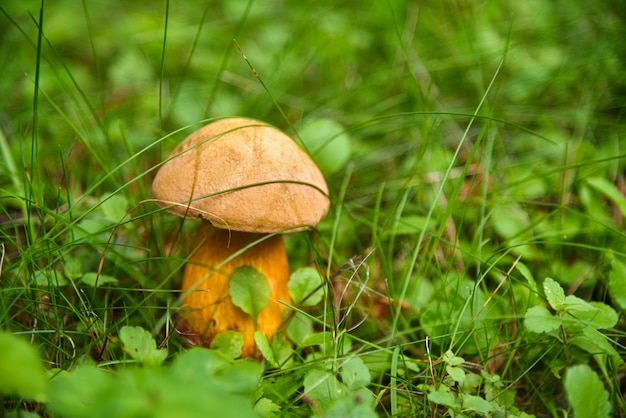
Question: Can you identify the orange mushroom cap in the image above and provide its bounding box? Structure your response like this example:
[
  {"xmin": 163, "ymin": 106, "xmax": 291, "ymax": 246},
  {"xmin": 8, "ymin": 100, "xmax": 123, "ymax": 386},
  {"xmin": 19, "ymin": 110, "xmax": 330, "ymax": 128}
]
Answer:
[{"xmin": 152, "ymin": 117, "xmax": 330, "ymax": 233}]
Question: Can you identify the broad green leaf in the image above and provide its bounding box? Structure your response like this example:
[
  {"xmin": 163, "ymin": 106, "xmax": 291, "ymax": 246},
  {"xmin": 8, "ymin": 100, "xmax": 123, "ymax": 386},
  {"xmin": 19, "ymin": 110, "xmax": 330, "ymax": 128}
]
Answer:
[
  {"xmin": 230, "ymin": 266, "xmax": 270, "ymax": 321},
  {"xmin": 81, "ymin": 272, "xmax": 118, "ymax": 287},
  {"xmin": 254, "ymin": 397, "xmax": 281, "ymax": 418},
  {"xmin": 561, "ymin": 294, "xmax": 594, "ymax": 312},
  {"xmin": 340, "ymin": 357, "xmax": 371, "ymax": 390},
  {"xmin": 210, "ymin": 330, "xmax": 244, "ymax": 359},
  {"xmin": 268, "ymin": 339, "xmax": 295, "ymax": 370},
  {"xmin": 63, "ymin": 257, "xmax": 83, "ymax": 280},
  {"xmin": 524, "ymin": 305, "xmax": 562, "ymax": 333},
  {"xmin": 47, "ymin": 366, "xmax": 113, "ymax": 417},
  {"xmin": 462, "ymin": 394, "xmax": 496, "ymax": 413},
  {"xmin": 0, "ymin": 332, "xmax": 47, "ymax": 401},
  {"xmin": 459, "ymin": 370, "xmax": 483, "ymax": 392},
  {"xmin": 170, "ymin": 347, "xmax": 231, "ymax": 378},
  {"xmin": 261, "ymin": 374, "xmax": 301, "ymax": 406},
  {"xmin": 99, "ymin": 192, "xmax": 129, "ymax": 223},
  {"xmin": 34, "ymin": 268, "xmax": 68, "ymax": 287},
  {"xmin": 303, "ymin": 369, "xmax": 347, "ymax": 409},
  {"xmin": 288, "ymin": 266, "xmax": 324, "ymax": 306},
  {"xmin": 119, "ymin": 326, "xmax": 168, "ymax": 366},
  {"xmin": 49, "ymin": 349, "xmax": 261, "ymax": 418},
  {"xmin": 446, "ymin": 365, "xmax": 466, "ymax": 383},
  {"xmin": 608, "ymin": 258, "xmax": 626, "ymax": 314},
  {"xmin": 215, "ymin": 360, "xmax": 265, "ymax": 395},
  {"xmin": 119, "ymin": 365, "xmax": 258, "ymax": 417},
  {"xmin": 564, "ymin": 364, "xmax": 612, "ymax": 418},
  {"xmin": 323, "ymin": 389, "xmax": 377, "ymax": 418},
  {"xmin": 543, "ymin": 277, "xmax": 565, "ymax": 310},
  {"xmin": 254, "ymin": 331, "xmax": 276, "ymax": 367},
  {"xmin": 569, "ymin": 327, "xmax": 624, "ymax": 366},
  {"xmin": 427, "ymin": 388, "xmax": 458, "ymax": 409},
  {"xmin": 570, "ymin": 301, "xmax": 618, "ymax": 330},
  {"xmin": 171, "ymin": 348, "xmax": 263, "ymax": 395},
  {"xmin": 286, "ymin": 311, "xmax": 314, "ymax": 345},
  {"xmin": 515, "ymin": 261, "xmax": 537, "ymax": 293},
  {"xmin": 301, "ymin": 332, "xmax": 334, "ymax": 348},
  {"xmin": 74, "ymin": 218, "xmax": 108, "ymax": 242},
  {"xmin": 169, "ymin": 348, "xmax": 233, "ymax": 387},
  {"xmin": 443, "ymin": 350, "xmax": 464, "ymax": 366},
  {"xmin": 509, "ymin": 408, "xmax": 536, "ymax": 418}
]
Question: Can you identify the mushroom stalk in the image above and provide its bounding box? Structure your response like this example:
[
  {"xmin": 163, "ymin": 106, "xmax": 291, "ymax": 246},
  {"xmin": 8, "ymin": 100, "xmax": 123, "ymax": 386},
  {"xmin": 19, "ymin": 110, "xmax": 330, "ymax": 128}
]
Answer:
[{"xmin": 176, "ymin": 222, "xmax": 291, "ymax": 357}]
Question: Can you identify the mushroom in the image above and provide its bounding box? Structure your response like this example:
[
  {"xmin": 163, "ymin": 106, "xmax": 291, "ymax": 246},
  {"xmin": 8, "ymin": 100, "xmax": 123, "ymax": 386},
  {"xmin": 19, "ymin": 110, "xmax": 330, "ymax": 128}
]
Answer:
[{"xmin": 152, "ymin": 117, "xmax": 329, "ymax": 357}]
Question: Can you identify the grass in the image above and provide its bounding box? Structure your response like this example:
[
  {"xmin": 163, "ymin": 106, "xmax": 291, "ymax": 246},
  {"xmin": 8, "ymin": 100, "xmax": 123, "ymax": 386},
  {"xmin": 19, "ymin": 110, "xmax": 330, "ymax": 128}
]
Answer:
[{"xmin": 1, "ymin": 0, "xmax": 625, "ymax": 416}]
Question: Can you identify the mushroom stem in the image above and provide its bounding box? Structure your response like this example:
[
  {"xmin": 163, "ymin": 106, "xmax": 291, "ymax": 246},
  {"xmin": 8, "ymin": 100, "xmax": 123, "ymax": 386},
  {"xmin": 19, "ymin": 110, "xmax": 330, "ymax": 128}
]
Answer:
[{"xmin": 176, "ymin": 222, "xmax": 291, "ymax": 357}]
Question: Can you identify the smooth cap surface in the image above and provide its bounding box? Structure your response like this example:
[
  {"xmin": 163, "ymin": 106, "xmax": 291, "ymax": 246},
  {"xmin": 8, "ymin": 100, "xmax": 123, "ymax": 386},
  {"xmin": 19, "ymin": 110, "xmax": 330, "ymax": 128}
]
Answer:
[{"xmin": 152, "ymin": 117, "xmax": 330, "ymax": 233}]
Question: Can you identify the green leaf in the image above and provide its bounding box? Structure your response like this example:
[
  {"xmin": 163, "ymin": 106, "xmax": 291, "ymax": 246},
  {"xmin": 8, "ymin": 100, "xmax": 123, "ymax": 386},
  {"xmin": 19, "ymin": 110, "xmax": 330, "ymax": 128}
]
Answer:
[
  {"xmin": 170, "ymin": 347, "xmax": 229, "ymax": 377},
  {"xmin": 569, "ymin": 327, "xmax": 624, "ymax": 366},
  {"xmin": 63, "ymin": 257, "xmax": 83, "ymax": 280},
  {"xmin": 74, "ymin": 218, "xmax": 108, "ymax": 242},
  {"xmin": 254, "ymin": 397, "xmax": 281, "ymax": 417},
  {"xmin": 515, "ymin": 261, "xmax": 538, "ymax": 293},
  {"xmin": 427, "ymin": 388, "xmax": 458, "ymax": 409},
  {"xmin": 340, "ymin": 357, "xmax": 371, "ymax": 390},
  {"xmin": 34, "ymin": 268, "xmax": 68, "ymax": 287},
  {"xmin": 561, "ymin": 294, "xmax": 595, "ymax": 312},
  {"xmin": 230, "ymin": 266, "xmax": 270, "ymax": 322},
  {"xmin": 119, "ymin": 326, "xmax": 168, "ymax": 366},
  {"xmin": 261, "ymin": 374, "xmax": 301, "ymax": 407},
  {"xmin": 524, "ymin": 305, "xmax": 562, "ymax": 333},
  {"xmin": 254, "ymin": 331, "xmax": 276, "ymax": 367},
  {"xmin": 608, "ymin": 258, "xmax": 626, "ymax": 314},
  {"xmin": 288, "ymin": 266, "xmax": 324, "ymax": 306},
  {"xmin": 81, "ymin": 272, "xmax": 118, "ymax": 287},
  {"xmin": 47, "ymin": 366, "xmax": 113, "ymax": 418},
  {"xmin": 323, "ymin": 389, "xmax": 377, "ymax": 418},
  {"xmin": 210, "ymin": 331, "xmax": 244, "ymax": 359},
  {"xmin": 286, "ymin": 311, "xmax": 314, "ymax": 345},
  {"xmin": 99, "ymin": 192, "xmax": 129, "ymax": 223},
  {"xmin": 462, "ymin": 394, "xmax": 496, "ymax": 413},
  {"xmin": 543, "ymin": 277, "xmax": 565, "ymax": 310},
  {"xmin": 446, "ymin": 365, "xmax": 466, "ymax": 383},
  {"xmin": 303, "ymin": 369, "xmax": 347, "ymax": 409},
  {"xmin": 443, "ymin": 350, "xmax": 464, "ymax": 366},
  {"xmin": 570, "ymin": 301, "xmax": 618, "ymax": 330},
  {"xmin": 564, "ymin": 364, "xmax": 612, "ymax": 418},
  {"xmin": 0, "ymin": 332, "xmax": 47, "ymax": 401},
  {"xmin": 48, "ymin": 349, "xmax": 261, "ymax": 418},
  {"xmin": 171, "ymin": 347, "xmax": 262, "ymax": 394},
  {"xmin": 301, "ymin": 331, "xmax": 334, "ymax": 348}
]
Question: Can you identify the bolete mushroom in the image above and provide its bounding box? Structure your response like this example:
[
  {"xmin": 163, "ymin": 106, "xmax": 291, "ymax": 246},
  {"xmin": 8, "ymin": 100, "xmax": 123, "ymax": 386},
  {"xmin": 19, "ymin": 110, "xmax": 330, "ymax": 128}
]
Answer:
[{"xmin": 152, "ymin": 117, "xmax": 329, "ymax": 357}]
